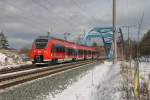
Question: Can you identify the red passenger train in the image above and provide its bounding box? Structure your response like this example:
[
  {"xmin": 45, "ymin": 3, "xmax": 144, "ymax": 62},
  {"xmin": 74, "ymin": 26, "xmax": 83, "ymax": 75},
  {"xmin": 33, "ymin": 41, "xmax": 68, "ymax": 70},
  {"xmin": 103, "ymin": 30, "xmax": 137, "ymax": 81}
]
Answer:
[{"xmin": 30, "ymin": 36, "xmax": 97, "ymax": 64}]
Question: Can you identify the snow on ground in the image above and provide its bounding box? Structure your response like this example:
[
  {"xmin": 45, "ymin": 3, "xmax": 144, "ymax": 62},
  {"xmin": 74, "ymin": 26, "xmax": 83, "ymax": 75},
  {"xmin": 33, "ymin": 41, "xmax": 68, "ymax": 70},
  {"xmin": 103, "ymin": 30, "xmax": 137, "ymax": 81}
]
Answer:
[
  {"xmin": 0, "ymin": 50, "xmax": 31, "ymax": 70},
  {"xmin": 41, "ymin": 61, "xmax": 124, "ymax": 100},
  {"xmin": 139, "ymin": 61, "xmax": 150, "ymax": 92},
  {"xmin": 139, "ymin": 62, "xmax": 150, "ymax": 80}
]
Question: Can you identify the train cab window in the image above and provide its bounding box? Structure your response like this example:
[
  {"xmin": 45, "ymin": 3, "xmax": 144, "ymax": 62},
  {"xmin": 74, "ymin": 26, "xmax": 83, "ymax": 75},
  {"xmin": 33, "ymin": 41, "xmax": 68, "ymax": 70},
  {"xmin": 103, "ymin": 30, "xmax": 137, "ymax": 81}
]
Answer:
[{"xmin": 35, "ymin": 39, "xmax": 48, "ymax": 49}]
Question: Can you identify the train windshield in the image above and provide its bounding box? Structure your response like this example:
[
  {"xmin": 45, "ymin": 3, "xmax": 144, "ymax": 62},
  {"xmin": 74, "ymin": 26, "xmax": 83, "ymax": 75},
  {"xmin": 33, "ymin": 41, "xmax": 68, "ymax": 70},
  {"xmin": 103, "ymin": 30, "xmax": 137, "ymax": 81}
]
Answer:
[{"xmin": 35, "ymin": 39, "xmax": 48, "ymax": 49}]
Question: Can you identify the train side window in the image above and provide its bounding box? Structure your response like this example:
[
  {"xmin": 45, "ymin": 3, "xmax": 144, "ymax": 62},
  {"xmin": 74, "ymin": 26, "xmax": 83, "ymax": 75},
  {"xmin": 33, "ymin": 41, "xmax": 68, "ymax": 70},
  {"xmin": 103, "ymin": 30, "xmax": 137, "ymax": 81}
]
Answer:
[
  {"xmin": 78, "ymin": 50, "xmax": 81, "ymax": 55},
  {"xmin": 58, "ymin": 46, "xmax": 61, "ymax": 52},
  {"xmin": 69, "ymin": 49, "xmax": 71, "ymax": 55},
  {"xmin": 67, "ymin": 48, "xmax": 70, "ymax": 55},
  {"xmin": 70, "ymin": 49, "xmax": 72, "ymax": 55},
  {"xmin": 66, "ymin": 48, "xmax": 69, "ymax": 55},
  {"xmin": 52, "ymin": 45, "xmax": 56, "ymax": 52},
  {"xmin": 71, "ymin": 49, "xmax": 75, "ymax": 56},
  {"xmin": 66, "ymin": 48, "xmax": 74, "ymax": 56},
  {"xmin": 70, "ymin": 48, "xmax": 74, "ymax": 55},
  {"xmin": 62, "ymin": 47, "xmax": 65, "ymax": 52},
  {"xmin": 92, "ymin": 51, "xmax": 94, "ymax": 55},
  {"xmin": 81, "ymin": 50, "xmax": 83, "ymax": 55},
  {"xmin": 56, "ymin": 47, "xmax": 59, "ymax": 52},
  {"xmin": 88, "ymin": 50, "xmax": 91, "ymax": 55},
  {"xmin": 79, "ymin": 50, "xmax": 83, "ymax": 55},
  {"xmin": 59, "ymin": 46, "xmax": 64, "ymax": 52},
  {"xmin": 76, "ymin": 50, "xmax": 79, "ymax": 56},
  {"xmin": 52, "ymin": 45, "xmax": 64, "ymax": 53},
  {"xmin": 84, "ymin": 50, "xmax": 87, "ymax": 55},
  {"xmin": 74, "ymin": 50, "xmax": 77, "ymax": 56},
  {"xmin": 78, "ymin": 50, "xmax": 82, "ymax": 55}
]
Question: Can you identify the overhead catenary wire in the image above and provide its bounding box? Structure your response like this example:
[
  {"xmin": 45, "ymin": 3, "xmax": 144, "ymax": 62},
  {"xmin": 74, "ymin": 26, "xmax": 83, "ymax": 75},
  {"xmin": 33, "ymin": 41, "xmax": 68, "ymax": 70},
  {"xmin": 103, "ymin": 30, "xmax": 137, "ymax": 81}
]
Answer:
[
  {"xmin": 31, "ymin": 0, "xmax": 93, "ymax": 33},
  {"xmin": 2, "ymin": 0, "xmax": 103, "ymax": 34},
  {"xmin": 2, "ymin": 0, "xmax": 50, "ymax": 31},
  {"xmin": 0, "ymin": 0, "xmax": 103, "ymax": 43},
  {"xmin": 2, "ymin": 0, "xmax": 76, "ymax": 32},
  {"xmin": 71, "ymin": 0, "xmax": 98, "ymax": 27}
]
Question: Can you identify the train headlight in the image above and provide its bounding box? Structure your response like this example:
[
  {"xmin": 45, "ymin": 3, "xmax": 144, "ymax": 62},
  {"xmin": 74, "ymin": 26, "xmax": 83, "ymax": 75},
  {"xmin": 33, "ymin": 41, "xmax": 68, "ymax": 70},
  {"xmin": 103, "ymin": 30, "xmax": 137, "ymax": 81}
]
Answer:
[{"xmin": 44, "ymin": 50, "xmax": 47, "ymax": 53}]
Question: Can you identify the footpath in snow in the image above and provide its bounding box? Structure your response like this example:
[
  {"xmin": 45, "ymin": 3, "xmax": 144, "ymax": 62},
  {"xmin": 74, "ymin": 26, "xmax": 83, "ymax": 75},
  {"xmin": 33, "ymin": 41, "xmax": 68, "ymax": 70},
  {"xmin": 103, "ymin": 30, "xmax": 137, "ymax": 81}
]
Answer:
[{"xmin": 41, "ymin": 61, "xmax": 124, "ymax": 100}]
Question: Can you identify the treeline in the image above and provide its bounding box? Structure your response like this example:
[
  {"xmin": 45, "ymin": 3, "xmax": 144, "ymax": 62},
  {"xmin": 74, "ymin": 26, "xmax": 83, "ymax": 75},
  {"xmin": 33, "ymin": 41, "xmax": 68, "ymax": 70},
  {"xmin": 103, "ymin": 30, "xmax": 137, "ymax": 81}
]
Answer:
[
  {"xmin": 125, "ymin": 30, "xmax": 150, "ymax": 59},
  {"xmin": 140, "ymin": 30, "xmax": 150, "ymax": 56}
]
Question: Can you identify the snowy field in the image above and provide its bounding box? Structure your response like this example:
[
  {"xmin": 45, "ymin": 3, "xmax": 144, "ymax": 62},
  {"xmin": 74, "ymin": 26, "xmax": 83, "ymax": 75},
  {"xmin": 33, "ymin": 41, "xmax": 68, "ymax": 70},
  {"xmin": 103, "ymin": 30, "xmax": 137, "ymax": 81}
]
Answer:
[
  {"xmin": 139, "ymin": 62, "xmax": 150, "ymax": 81},
  {"xmin": 39, "ymin": 61, "xmax": 124, "ymax": 100},
  {"xmin": 0, "ymin": 50, "xmax": 31, "ymax": 70},
  {"xmin": 139, "ymin": 61, "xmax": 150, "ymax": 92}
]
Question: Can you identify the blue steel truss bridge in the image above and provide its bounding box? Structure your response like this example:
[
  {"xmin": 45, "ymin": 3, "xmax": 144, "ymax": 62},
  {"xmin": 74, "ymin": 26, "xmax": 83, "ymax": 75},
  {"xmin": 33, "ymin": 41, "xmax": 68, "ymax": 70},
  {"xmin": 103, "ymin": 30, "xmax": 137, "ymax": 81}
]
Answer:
[{"xmin": 80, "ymin": 27, "xmax": 124, "ymax": 59}]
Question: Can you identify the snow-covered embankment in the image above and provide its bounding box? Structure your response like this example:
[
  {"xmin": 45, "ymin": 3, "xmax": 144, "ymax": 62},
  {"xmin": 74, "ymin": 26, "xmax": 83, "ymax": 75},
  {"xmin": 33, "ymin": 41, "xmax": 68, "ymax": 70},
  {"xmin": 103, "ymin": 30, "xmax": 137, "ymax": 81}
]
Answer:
[{"xmin": 0, "ymin": 51, "xmax": 31, "ymax": 70}]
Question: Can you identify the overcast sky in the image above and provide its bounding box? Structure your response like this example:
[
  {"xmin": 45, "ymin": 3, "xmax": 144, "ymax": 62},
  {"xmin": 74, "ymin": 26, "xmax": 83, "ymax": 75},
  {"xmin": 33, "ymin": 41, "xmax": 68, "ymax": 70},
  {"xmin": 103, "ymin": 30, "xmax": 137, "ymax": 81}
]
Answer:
[{"xmin": 0, "ymin": 0, "xmax": 150, "ymax": 49}]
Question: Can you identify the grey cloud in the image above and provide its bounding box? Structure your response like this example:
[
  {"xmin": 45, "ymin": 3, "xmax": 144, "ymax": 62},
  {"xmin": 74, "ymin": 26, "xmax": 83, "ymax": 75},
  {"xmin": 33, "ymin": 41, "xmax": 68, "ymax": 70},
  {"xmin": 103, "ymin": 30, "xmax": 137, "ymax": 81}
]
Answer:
[{"xmin": 0, "ymin": 0, "xmax": 149, "ymax": 49}]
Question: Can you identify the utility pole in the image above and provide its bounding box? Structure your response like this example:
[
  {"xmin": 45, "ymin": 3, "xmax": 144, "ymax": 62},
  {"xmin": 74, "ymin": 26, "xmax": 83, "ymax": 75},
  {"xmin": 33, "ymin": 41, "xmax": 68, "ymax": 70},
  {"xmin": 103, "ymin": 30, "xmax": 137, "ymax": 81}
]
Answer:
[
  {"xmin": 112, "ymin": 0, "xmax": 117, "ymax": 64},
  {"xmin": 48, "ymin": 27, "xmax": 53, "ymax": 36},
  {"xmin": 136, "ymin": 13, "xmax": 144, "ymax": 100}
]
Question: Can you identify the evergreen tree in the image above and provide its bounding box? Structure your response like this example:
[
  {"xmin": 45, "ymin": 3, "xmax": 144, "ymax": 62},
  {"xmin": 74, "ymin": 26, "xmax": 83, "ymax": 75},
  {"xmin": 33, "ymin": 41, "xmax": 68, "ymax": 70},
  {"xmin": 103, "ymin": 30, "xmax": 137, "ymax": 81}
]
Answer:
[{"xmin": 0, "ymin": 32, "xmax": 9, "ymax": 49}]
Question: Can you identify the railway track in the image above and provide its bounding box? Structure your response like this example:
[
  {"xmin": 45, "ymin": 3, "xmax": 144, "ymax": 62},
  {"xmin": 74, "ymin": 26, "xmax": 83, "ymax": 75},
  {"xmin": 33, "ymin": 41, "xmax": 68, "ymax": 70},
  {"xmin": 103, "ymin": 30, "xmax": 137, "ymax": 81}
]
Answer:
[
  {"xmin": 0, "ymin": 60, "xmax": 87, "ymax": 75},
  {"xmin": 0, "ymin": 60, "xmax": 91, "ymax": 74},
  {"xmin": 0, "ymin": 60, "xmax": 97, "ymax": 90},
  {"xmin": 0, "ymin": 64, "xmax": 35, "ymax": 74}
]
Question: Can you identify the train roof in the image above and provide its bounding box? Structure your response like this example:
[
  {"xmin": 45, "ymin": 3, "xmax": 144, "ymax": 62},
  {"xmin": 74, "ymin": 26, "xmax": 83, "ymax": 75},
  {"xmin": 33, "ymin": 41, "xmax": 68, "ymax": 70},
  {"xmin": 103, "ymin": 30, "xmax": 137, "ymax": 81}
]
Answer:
[
  {"xmin": 36, "ymin": 35, "xmax": 96, "ymax": 50},
  {"xmin": 37, "ymin": 36, "xmax": 52, "ymax": 40}
]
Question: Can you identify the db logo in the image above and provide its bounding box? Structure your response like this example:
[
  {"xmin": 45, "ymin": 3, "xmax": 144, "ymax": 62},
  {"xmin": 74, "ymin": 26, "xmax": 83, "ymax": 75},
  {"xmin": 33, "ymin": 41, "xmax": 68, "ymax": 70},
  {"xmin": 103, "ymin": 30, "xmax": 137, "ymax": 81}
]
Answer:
[{"xmin": 38, "ymin": 51, "xmax": 41, "ymax": 53}]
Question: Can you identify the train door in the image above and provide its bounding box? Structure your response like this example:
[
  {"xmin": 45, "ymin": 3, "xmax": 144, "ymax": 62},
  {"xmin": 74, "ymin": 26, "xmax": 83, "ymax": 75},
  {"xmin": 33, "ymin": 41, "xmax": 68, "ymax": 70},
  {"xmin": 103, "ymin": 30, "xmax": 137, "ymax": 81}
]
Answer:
[
  {"xmin": 66, "ymin": 48, "xmax": 75, "ymax": 61},
  {"xmin": 84, "ymin": 50, "xmax": 87, "ymax": 59},
  {"xmin": 52, "ymin": 44, "xmax": 65, "ymax": 59}
]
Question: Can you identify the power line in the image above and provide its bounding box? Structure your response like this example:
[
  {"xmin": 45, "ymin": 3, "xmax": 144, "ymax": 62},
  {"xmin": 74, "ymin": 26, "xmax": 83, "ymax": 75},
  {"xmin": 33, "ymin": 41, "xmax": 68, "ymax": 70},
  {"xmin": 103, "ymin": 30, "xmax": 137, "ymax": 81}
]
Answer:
[
  {"xmin": 2, "ymin": 0, "xmax": 49, "ymax": 31},
  {"xmin": 31, "ymin": 0, "xmax": 86, "ymax": 33},
  {"xmin": 72, "ymin": 0, "xmax": 96, "ymax": 25}
]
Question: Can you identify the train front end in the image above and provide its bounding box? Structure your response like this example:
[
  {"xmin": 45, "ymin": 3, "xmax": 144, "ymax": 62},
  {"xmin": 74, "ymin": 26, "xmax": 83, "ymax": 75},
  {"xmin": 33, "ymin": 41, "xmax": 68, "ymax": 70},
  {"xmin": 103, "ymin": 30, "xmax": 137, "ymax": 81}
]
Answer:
[{"xmin": 30, "ymin": 37, "xmax": 51, "ymax": 64}]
